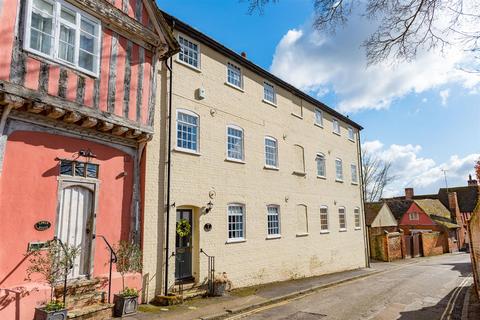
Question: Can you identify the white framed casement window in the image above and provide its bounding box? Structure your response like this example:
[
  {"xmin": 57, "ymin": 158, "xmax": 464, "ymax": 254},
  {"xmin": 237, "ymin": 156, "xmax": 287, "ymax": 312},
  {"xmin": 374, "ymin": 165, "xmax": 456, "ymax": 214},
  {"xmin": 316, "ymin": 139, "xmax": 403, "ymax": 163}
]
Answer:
[
  {"xmin": 264, "ymin": 136, "xmax": 278, "ymax": 168},
  {"xmin": 348, "ymin": 126, "xmax": 355, "ymax": 141},
  {"xmin": 227, "ymin": 203, "xmax": 245, "ymax": 241},
  {"xmin": 339, "ymin": 207, "xmax": 347, "ymax": 231},
  {"xmin": 320, "ymin": 206, "xmax": 329, "ymax": 233},
  {"xmin": 24, "ymin": 0, "xmax": 101, "ymax": 77},
  {"xmin": 351, "ymin": 163, "xmax": 358, "ymax": 184},
  {"xmin": 263, "ymin": 82, "xmax": 276, "ymax": 105},
  {"xmin": 335, "ymin": 158, "xmax": 343, "ymax": 182},
  {"xmin": 354, "ymin": 207, "xmax": 361, "ymax": 230},
  {"xmin": 178, "ymin": 34, "xmax": 200, "ymax": 69},
  {"xmin": 409, "ymin": 212, "xmax": 419, "ymax": 220},
  {"xmin": 226, "ymin": 125, "xmax": 244, "ymax": 161},
  {"xmin": 315, "ymin": 108, "xmax": 323, "ymax": 127},
  {"xmin": 267, "ymin": 205, "xmax": 280, "ymax": 237},
  {"xmin": 226, "ymin": 62, "xmax": 243, "ymax": 89},
  {"xmin": 332, "ymin": 119, "xmax": 340, "ymax": 135},
  {"xmin": 176, "ymin": 109, "xmax": 199, "ymax": 153},
  {"xmin": 316, "ymin": 153, "xmax": 326, "ymax": 178}
]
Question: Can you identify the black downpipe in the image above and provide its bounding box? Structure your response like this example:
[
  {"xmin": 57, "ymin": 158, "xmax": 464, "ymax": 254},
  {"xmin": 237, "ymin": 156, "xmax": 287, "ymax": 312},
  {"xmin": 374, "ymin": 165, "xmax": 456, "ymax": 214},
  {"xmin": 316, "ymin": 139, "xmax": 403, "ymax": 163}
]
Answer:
[
  {"xmin": 357, "ymin": 132, "xmax": 371, "ymax": 268},
  {"xmin": 164, "ymin": 54, "xmax": 174, "ymax": 296}
]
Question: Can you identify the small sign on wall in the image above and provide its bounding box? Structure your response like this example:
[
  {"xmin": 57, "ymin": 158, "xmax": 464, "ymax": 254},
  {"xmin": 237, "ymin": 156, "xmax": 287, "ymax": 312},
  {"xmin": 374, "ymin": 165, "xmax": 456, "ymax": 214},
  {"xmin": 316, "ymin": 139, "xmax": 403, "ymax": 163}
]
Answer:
[
  {"xmin": 27, "ymin": 241, "xmax": 49, "ymax": 252},
  {"xmin": 34, "ymin": 220, "xmax": 51, "ymax": 231}
]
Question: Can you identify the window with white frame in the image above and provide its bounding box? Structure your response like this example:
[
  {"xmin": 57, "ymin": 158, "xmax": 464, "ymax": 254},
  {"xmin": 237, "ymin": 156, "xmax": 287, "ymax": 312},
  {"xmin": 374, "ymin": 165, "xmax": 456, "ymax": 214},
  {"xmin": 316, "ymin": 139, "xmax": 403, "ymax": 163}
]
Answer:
[
  {"xmin": 339, "ymin": 207, "xmax": 346, "ymax": 230},
  {"xmin": 354, "ymin": 207, "xmax": 361, "ymax": 229},
  {"xmin": 409, "ymin": 212, "xmax": 419, "ymax": 220},
  {"xmin": 178, "ymin": 35, "xmax": 200, "ymax": 68},
  {"xmin": 263, "ymin": 82, "xmax": 276, "ymax": 104},
  {"xmin": 25, "ymin": 0, "xmax": 100, "ymax": 75},
  {"xmin": 296, "ymin": 204, "xmax": 308, "ymax": 234},
  {"xmin": 228, "ymin": 204, "xmax": 245, "ymax": 240},
  {"xmin": 351, "ymin": 163, "xmax": 358, "ymax": 184},
  {"xmin": 333, "ymin": 119, "xmax": 340, "ymax": 135},
  {"xmin": 348, "ymin": 127, "xmax": 355, "ymax": 141},
  {"xmin": 320, "ymin": 206, "xmax": 329, "ymax": 231},
  {"xmin": 335, "ymin": 158, "xmax": 343, "ymax": 181},
  {"xmin": 265, "ymin": 137, "xmax": 278, "ymax": 168},
  {"xmin": 177, "ymin": 110, "xmax": 199, "ymax": 152},
  {"xmin": 267, "ymin": 205, "xmax": 280, "ymax": 236},
  {"xmin": 315, "ymin": 108, "xmax": 323, "ymax": 126},
  {"xmin": 227, "ymin": 62, "xmax": 242, "ymax": 88},
  {"xmin": 227, "ymin": 125, "xmax": 244, "ymax": 161},
  {"xmin": 316, "ymin": 153, "xmax": 326, "ymax": 178}
]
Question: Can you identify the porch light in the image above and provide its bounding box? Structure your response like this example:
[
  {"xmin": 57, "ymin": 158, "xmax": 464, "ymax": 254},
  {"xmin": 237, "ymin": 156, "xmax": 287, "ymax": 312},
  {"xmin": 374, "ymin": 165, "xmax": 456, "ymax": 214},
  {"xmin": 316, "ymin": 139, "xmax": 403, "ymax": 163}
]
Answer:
[
  {"xmin": 79, "ymin": 149, "xmax": 97, "ymax": 159},
  {"xmin": 205, "ymin": 201, "xmax": 214, "ymax": 213}
]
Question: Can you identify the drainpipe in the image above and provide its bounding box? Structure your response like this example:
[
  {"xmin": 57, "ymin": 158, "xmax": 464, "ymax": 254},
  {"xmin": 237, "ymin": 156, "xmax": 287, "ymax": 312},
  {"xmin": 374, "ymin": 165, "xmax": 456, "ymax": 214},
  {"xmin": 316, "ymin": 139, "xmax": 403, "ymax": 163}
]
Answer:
[
  {"xmin": 164, "ymin": 53, "xmax": 174, "ymax": 296},
  {"xmin": 357, "ymin": 130, "xmax": 371, "ymax": 268}
]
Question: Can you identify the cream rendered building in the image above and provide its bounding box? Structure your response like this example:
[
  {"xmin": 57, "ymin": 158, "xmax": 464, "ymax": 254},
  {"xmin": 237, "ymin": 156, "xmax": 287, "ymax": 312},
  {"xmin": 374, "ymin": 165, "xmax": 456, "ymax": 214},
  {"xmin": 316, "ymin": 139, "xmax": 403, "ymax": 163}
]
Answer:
[{"xmin": 142, "ymin": 13, "xmax": 368, "ymax": 301}]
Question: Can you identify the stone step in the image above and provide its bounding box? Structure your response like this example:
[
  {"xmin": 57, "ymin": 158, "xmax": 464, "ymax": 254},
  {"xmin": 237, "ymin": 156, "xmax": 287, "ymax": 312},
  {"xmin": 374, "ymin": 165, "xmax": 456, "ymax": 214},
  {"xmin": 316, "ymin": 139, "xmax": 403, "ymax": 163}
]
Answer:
[
  {"xmin": 55, "ymin": 278, "xmax": 103, "ymax": 297},
  {"xmin": 65, "ymin": 291, "xmax": 106, "ymax": 309},
  {"xmin": 67, "ymin": 303, "xmax": 113, "ymax": 320}
]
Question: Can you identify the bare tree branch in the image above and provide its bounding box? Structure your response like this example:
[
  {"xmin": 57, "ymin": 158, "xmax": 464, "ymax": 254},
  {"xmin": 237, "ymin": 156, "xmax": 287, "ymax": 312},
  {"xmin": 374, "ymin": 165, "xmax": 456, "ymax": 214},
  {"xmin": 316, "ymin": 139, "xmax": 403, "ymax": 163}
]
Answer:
[{"xmin": 362, "ymin": 148, "xmax": 395, "ymax": 202}]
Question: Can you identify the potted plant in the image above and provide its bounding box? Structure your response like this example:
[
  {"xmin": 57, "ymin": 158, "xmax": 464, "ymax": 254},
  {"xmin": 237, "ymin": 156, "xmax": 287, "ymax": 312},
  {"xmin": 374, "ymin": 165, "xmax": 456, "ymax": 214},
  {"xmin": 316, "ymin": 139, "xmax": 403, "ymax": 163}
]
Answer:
[
  {"xmin": 26, "ymin": 240, "xmax": 79, "ymax": 320},
  {"xmin": 113, "ymin": 241, "xmax": 142, "ymax": 317},
  {"xmin": 213, "ymin": 272, "xmax": 232, "ymax": 296}
]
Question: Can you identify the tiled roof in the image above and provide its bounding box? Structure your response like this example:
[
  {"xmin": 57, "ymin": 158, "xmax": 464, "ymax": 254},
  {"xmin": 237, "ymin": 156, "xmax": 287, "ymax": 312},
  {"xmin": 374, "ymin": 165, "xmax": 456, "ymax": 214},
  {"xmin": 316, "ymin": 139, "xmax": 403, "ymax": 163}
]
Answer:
[
  {"xmin": 438, "ymin": 186, "xmax": 479, "ymax": 213},
  {"xmin": 365, "ymin": 202, "xmax": 383, "ymax": 226},
  {"xmin": 385, "ymin": 199, "xmax": 413, "ymax": 221},
  {"xmin": 414, "ymin": 199, "xmax": 459, "ymax": 229}
]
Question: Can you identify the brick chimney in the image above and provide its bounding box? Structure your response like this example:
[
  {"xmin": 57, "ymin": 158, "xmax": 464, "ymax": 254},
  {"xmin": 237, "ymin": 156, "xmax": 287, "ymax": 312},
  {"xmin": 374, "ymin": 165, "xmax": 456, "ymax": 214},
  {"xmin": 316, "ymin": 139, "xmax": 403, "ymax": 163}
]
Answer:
[
  {"xmin": 448, "ymin": 191, "xmax": 465, "ymax": 248},
  {"xmin": 405, "ymin": 188, "xmax": 414, "ymax": 200},
  {"xmin": 447, "ymin": 192, "xmax": 458, "ymax": 212},
  {"xmin": 468, "ymin": 174, "xmax": 478, "ymax": 186},
  {"xmin": 241, "ymin": 51, "xmax": 247, "ymax": 58}
]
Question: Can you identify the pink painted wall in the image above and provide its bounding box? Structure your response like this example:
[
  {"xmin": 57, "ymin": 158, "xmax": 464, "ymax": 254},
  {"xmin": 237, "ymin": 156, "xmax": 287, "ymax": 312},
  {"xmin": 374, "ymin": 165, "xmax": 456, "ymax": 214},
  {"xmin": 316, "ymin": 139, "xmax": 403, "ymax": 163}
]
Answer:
[{"xmin": 399, "ymin": 203, "xmax": 436, "ymax": 226}]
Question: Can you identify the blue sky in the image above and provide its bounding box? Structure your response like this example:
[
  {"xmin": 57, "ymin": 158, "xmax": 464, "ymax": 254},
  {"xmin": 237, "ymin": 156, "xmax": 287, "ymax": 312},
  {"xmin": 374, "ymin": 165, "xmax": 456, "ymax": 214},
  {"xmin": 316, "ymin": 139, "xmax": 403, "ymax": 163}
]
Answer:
[{"xmin": 160, "ymin": 0, "xmax": 480, "ymax": 196}]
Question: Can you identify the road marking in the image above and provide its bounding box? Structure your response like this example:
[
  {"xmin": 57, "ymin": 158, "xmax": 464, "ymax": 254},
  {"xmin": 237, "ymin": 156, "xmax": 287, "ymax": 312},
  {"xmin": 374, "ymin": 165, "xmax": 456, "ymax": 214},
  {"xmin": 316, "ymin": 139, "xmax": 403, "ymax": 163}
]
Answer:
[
  {"xmin": 440, "ymin": 273, "xmax": 472, "ymax": 320},
  {"xmin": 226, "ymin": 260, "xmax": 425, "ymax": 320}
]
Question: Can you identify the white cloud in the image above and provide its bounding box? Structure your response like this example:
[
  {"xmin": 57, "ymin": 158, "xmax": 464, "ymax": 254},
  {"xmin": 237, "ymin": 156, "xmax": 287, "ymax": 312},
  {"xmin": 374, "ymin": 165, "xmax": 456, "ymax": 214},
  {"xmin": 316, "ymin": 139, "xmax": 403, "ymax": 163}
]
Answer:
[
  {"xmin": 439, "ymin": 89, "xmax": 450, "ymax": 106},
  {"xmin": 363, "ymin": 140, "xmax": 480, "ymax": 197},
  {"xmin": 422, "ymin": 98, "xmax": 428, "ymax": 103},
  {"xmin": 270, "ymin": 11, "xmax": 480, "ymax": 113}
]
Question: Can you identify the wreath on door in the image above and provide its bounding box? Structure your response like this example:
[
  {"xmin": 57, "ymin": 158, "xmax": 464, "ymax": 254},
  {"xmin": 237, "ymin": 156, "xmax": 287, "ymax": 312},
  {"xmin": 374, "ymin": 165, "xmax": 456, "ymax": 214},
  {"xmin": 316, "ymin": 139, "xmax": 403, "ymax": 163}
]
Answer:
[{"xmin": 176, "ymin": 219, "xmax": 191, "ymax": 237}]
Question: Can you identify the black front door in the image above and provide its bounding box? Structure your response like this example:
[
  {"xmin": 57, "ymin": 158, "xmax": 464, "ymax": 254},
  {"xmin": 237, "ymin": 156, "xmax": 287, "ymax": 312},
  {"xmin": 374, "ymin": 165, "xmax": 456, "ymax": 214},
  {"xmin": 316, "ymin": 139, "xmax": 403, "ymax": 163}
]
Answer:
[{"xmin": 175, "ymin": 209, "xmax": 193, "ymax": 280}]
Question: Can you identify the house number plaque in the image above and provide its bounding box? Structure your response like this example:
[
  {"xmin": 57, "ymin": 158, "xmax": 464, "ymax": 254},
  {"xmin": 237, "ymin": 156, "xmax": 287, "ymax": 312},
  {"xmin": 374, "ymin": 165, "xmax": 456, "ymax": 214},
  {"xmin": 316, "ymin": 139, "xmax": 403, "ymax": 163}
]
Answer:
[{"xmin": 34, "ymin": 220, "xmax": 51, "ymax": 231}]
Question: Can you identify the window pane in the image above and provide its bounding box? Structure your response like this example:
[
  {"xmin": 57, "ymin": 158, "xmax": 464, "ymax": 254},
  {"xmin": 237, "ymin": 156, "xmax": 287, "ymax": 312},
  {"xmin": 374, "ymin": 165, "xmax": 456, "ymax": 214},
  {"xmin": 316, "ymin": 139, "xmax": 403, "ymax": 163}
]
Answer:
[
  {"xmin": 320, "ymin": 207, "xmax": 328, "ymax": 230},
  {"xmin": 86, "ymin": 163, "xmax": 99, "ymax": 178},
  {"xmin": 60, "ymin": 160, "xmax": 73, "ymax": 175},
  {"xmin": 336, "ymin": 159, "xmax": 343, "ymax": 180},
  {"xmin": 60, "ymin": 7, "xmax": 76, "ymax": 24},
  {"xmin": 177, "ymin": 112, "xmax": 199, "ymax": 151},
  {"xmin": 267, "ymin": 206, "xmax": 280, "ymax": 235},
  {"xmin": 315, "ymin": 109, "xmax": 323, "ymax": 125},
  {"xmin": 317, "ymin": 155, "xmax": 325, "ymax": 177},
  {"xmin": 264, "ymin": 83, "xmax": 275, "ymax": 103},
  {"xmin": 33, "ymin": 0, "xmax": 53, "ymax": 14},
  {"xmin": 265, "ymin": 138, "xmax": 277, "ymax": 167},
  {"xmin": 59, "ymin": 25, "xmax": 75, "ymax": 63},
  {"xmin": 227, "ymin": 127, "xmax": 243, "ymax": 160},
  {"xmin": 30, "ymin": 5, "xmax": 53, "ymax": 55},
  {"xmin": 178, "ymin": 36, "xmax": 199, "ymax": 68},
  {"xmin": 81, "ymin": 18, "xmax": 96, "ymax": 36},
  {"xmin": 227, "ymin": 63, "xmax": 242, "ymax": 87},
  {"xmin": 79, "ymin": 51, "xmax": 94, "ymax": 71},
  {"xmin": 228, "ymin": 205, "xmax": 244, "ymax": 239},
  {"xmin": 75, "ymin": 162, "xmax": 85, "ymax": 177}
]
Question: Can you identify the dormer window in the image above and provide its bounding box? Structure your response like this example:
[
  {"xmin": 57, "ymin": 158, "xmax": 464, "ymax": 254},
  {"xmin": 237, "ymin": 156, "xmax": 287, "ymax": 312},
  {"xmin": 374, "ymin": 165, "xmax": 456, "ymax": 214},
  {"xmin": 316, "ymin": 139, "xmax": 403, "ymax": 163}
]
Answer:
[{"xmin": 25, "ymin": 0, "xmax": 101, "ymax": 76}]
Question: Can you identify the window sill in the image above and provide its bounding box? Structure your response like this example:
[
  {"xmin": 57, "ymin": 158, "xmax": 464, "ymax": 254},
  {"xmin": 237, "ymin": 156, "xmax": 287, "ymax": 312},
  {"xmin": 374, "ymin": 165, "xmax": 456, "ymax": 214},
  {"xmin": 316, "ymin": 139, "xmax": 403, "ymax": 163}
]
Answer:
[
  {"xmin": 296, "ymin": 233, "xmax": 309, "ymax": 237},
  {"xmin": 266, "ymin": 235, "xmax": 281, "ymax": 240},
  {"xmin": 264, "ymin": 165, "xmax": 279, "ymax": 171},
  {"xmin": 226, "ymin": 238, "xmax": 246, "ymax": 244},
  {"xmin": 351, "ymin": 182, "xmax": 359, "ymax": 185},
  {"xmin": 314, "ymin": 123, "xmax": 324, "ymax": 129},
  {"xmin": 293, "ymin": 171, "xmax": 307, "ymax": 177},
  {"xmin": 332, "ymin": 131, "xmax": 341, "ymax": 136},
  {"xmin": 175, "ymin": 59, "xmax": 202, "ymax": 73},
  {"xmin": 335, "ymin": 179, "xmax": 344, "ymax": 183},
  {"xmin": 348, "ymin": 138, "xmax": 355, "ymax": 142},
  {"xmin": 224, "ymin": 82, "xmax": 244, "ymax": 92},
  {"xmin": 317, "ymin": 175, "xmax": 326, "ymax": 180},
  {"xmin": 339, "ymin": 229, "xmax": 347, "ymax": 232},
  {"xmin": 355, "ymin": 227, "xmax": 361, "ymax": 230},
  {"xmin": 291, "ymin": 113, "xmax": 303, "ymax": 120},
  {"xmin": 262, "ymin": 99, "xmax": 277, "ymax": 107},
  {"xmin": 320, "ymin": 230, "xmax": 330, "ymax": 234},
  {"xmin": 225, "ymin": 158, "xmax": 246, "ymax": 164},
  {"xmin": 173, "ymin": 147, "xmax": 202, "ymax": 156}
]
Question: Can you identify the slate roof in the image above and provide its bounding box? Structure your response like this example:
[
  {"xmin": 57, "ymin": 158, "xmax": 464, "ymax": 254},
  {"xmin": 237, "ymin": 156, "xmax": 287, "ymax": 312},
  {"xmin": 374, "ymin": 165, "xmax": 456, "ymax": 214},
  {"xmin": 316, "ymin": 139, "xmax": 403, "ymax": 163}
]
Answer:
[
  {"xmin": 385, "ymin": 199, "xmax": 413, "ymax": 221},
  {"xmin": 365, "ymin": 202, "xmax": 383, "ymax": 226},
  {"xmin": 414, "ymin": 199, "xmax": 459, "ymax": 229},
  {"xmin": 438, "ymin": 186, "xmax": 479, "ymax": 213}
]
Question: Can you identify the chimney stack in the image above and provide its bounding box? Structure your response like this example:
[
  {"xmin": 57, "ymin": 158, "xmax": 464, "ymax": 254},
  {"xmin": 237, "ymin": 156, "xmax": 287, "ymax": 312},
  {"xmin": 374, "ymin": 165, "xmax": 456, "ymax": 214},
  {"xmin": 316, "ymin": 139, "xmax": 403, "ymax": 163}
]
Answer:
[
  {"xmin": 468, "ymin": 174, "xmax": 478, "ymax": 186},
  {"xmin": 405, "ymin": 188, "xmax": 414, "ymax": 200},
  {"xmin": 447, "ymin": 192, "xmax": 458, "ymax": 212},
  {"xmin": 241, "ymin": 51, "xmax": 247, "ymax": 58}
]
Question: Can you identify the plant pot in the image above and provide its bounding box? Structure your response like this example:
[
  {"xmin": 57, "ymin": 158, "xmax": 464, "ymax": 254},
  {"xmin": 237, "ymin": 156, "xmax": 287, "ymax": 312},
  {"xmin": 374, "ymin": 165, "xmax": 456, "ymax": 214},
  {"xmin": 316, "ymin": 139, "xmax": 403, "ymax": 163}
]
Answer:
[
  {"xmin": 213, "ymin": 282, "xmax": 227, "ymax": 296},
  {"xmin": 113, "ymin": 294, "xmax": 138, "ymax": 317},
  {"xmin": 34, "ymin": 307, "xmax": 67, "ymax": 320}
]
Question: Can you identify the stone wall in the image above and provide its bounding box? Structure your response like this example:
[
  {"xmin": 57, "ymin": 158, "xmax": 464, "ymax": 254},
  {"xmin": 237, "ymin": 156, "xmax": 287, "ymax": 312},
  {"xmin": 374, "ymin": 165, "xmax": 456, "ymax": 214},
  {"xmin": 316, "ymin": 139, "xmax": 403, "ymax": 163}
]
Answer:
[{"xmin": 468, "ymin": 208, "xmax": 480, "ymax": 298}]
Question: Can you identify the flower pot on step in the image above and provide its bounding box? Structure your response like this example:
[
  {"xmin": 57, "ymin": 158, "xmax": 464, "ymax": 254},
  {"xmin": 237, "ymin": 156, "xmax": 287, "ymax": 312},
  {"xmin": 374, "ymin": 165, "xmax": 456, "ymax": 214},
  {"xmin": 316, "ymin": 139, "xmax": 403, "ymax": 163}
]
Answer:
[
  {"xmin": 113, "ymin": 294, "xmax": 138, "ymax": 317},
  {"xmin": 34, "ymin": 307, "xmax": 67, "ymax": 320}
]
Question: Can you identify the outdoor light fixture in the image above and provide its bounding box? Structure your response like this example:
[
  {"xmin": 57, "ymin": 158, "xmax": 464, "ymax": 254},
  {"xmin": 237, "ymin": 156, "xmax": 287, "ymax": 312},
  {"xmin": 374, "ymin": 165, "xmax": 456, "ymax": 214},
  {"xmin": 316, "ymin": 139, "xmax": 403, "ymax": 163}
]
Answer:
[
  {"xmin": 205, "ymin": 201, "xmax": 214, "ymax": 213},
  {"xmin": 79, "ymin": 149, "xmax": 97, "ymax": 159}
]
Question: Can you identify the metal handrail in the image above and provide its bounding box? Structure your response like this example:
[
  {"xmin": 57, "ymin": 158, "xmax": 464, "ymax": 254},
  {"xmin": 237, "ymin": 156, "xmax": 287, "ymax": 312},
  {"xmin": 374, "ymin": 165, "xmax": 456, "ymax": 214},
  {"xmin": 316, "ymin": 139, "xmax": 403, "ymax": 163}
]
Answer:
[
  {"xmin": 94, "ymin": 235, "xmax": 117, "ymax": 303},
  {"xmin": 52, "ymin": 236, "xmax": 74, "ymax": 305},
  {"xmin": 200, "ymin": 249, "xmax": 215, "ymax": 296}
]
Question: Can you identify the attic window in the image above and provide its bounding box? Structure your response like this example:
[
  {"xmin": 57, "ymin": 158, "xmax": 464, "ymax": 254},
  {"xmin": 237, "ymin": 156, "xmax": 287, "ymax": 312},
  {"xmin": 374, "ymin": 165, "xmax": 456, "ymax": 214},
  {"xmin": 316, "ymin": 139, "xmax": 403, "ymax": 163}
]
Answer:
[
  {"xmin": 409, "ymin": 212, "xmax": 419, "ymax": 220},
  {"xmin": 60, "ymin": 160, "xmax": 99, "ymax": 178}
]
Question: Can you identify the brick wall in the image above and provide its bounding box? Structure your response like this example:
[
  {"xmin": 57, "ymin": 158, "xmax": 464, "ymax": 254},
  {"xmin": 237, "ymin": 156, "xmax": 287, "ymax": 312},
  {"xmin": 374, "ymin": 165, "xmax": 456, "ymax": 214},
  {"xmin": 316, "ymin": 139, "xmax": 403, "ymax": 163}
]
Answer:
[
  {"xmin": 421, "ymin": 232, "xmax": 444, "ymax": 256},
  {"xmin": 468, "ymin": 209, "xmax": 480, "ymax": 298}
]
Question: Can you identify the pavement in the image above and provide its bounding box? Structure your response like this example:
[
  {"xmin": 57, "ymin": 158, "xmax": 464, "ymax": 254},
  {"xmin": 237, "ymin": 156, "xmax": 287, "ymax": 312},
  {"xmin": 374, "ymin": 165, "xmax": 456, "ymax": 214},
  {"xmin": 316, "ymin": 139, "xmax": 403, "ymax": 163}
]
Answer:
[{"xmin": 130, "ymin": 257, "xmax": 425, "ymax": 320}]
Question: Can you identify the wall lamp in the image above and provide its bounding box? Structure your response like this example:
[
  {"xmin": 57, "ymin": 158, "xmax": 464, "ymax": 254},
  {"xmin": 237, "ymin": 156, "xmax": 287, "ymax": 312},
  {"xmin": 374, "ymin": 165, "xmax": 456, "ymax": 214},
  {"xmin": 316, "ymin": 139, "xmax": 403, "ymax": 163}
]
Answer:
[{"xmin": 205, "ymin": 201, "xmax": 214, "ymax": 213}]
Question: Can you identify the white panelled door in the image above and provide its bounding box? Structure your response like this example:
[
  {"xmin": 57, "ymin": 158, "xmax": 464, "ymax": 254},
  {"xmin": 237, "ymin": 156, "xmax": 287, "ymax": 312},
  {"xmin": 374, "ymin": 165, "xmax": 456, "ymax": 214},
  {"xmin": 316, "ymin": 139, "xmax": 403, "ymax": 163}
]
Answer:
[{"xmin": 57, "ymin": 185, "xmax": 93, "ymax": 279}]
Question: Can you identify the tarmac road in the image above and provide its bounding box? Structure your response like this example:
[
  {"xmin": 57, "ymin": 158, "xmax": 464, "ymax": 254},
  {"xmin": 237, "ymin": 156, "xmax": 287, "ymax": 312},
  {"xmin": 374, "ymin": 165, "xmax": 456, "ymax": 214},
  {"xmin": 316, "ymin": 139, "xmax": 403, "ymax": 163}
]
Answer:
[{"xmin": 229, "ymin": 253, "xmax": 473, "ymax": 320}]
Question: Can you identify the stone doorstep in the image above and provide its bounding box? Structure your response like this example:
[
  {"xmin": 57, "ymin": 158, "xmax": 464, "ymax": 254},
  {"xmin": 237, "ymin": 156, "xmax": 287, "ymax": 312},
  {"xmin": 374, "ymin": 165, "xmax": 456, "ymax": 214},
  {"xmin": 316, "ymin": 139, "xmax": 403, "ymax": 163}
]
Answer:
[
  {"xmin": 67, "ymin": 303, "xmax": 113, "ymax": 320},
  {"xmin": 55, "ymin": 278, "xmax": 104, "ymax": 296},
  {"xmin": 65, "ymin": 291, "xmax": 106, "ymax": 309}
]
